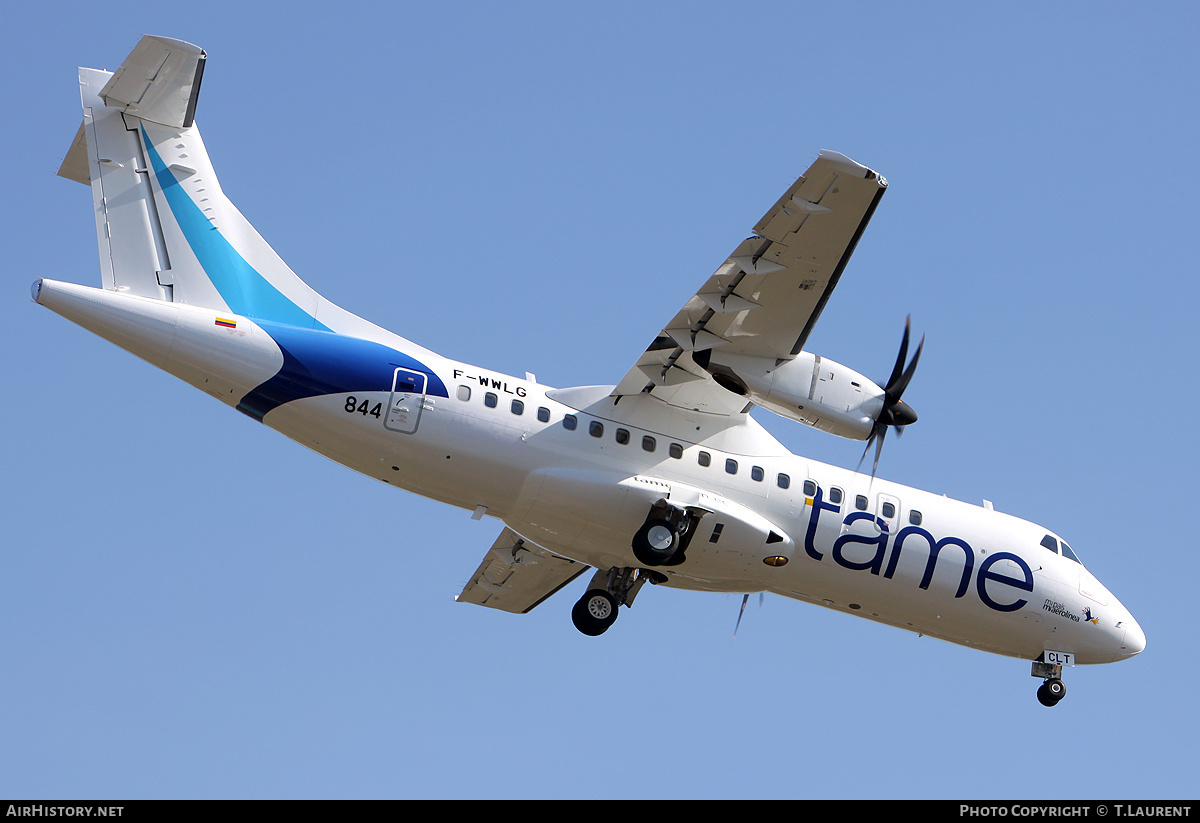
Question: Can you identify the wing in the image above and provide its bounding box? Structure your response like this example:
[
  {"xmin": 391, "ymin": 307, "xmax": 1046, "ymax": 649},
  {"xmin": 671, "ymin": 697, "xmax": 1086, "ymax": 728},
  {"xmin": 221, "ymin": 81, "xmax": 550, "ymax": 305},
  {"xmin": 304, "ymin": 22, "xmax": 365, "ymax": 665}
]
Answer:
[
  {"xmin": 612, "ymin": 150, "xmax": 887, "ymax": 414},
  {"xmin": 455, "ymin": 528, "xmax": 589, "ymax": 614}
]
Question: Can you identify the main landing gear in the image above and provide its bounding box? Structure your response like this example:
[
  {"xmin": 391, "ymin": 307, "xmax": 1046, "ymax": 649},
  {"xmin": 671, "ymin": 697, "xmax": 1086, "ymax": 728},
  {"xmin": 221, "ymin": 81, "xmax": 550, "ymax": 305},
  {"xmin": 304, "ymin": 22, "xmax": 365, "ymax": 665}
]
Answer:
[
  {"xmin": 571, "ymin": 588, "xmax": 618, "ymax": 636},
  {"xmin": 571, "ymin": 505, "xmax": 700, "ymax": 635},
  {"xmin": 570, "ymin": 566, "xmax": 660, "ymax": 636},
  {"xmin": 630, "ymin": 503, "xmax": 701, "ymax": 567},
  {"xmin": 1032, "ymin": 657, "xmax": 1067, "ymax": 707}
]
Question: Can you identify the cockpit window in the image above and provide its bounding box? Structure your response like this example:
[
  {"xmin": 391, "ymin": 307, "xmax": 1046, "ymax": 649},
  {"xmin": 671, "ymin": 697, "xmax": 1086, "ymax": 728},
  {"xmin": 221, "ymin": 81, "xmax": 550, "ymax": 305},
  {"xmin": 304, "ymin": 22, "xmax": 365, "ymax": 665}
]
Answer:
[{"xmin": 1040, "ymin": 533, "xmax": 1082, "ymax": 564}]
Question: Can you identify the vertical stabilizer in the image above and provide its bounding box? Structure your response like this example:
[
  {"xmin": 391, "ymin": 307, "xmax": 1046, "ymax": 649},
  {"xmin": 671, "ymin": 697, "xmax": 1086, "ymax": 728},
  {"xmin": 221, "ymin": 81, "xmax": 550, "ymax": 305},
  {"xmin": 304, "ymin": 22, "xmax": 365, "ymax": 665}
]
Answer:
[{"xmin": 57, "ymin": 35, "xmax": 424, "ymax": 351}]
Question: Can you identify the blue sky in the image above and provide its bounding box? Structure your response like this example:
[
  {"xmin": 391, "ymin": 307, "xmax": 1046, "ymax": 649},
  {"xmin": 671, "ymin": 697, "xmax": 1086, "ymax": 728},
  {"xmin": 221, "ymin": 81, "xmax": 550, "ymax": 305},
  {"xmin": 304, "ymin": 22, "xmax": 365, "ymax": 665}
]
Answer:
[{"xmin": 3, "ymin": 1, "xmax": 1196, "ymax": 799}]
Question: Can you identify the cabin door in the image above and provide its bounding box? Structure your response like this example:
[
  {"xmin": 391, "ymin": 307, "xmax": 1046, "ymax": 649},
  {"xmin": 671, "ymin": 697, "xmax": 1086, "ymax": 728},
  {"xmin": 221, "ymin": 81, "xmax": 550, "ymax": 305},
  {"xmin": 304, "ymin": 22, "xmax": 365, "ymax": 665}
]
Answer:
[{"xmin": 384, "ymin": 367, "xmax": 428, "ymax": 434}]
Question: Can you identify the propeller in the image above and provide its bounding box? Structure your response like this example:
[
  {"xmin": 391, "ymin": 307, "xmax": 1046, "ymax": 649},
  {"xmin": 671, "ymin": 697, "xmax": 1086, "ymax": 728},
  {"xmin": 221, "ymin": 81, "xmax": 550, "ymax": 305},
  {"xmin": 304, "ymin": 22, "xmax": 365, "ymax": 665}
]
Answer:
[
  {"xmin": 733, "ymin": 592, "xmax": 765, "ymax": 641},
  {"xmin": 857, "ymin": 316, "xmax": 923, "ymax": 482}
]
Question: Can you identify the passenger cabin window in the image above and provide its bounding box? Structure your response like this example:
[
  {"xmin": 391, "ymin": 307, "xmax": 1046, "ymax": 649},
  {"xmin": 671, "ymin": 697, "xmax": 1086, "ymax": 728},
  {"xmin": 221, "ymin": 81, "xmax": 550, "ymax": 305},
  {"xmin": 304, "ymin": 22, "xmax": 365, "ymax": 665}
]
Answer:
[
  {"xmin": 642, "ymin": 436, "xmax": 656, "ymax": 452},
  {"xmin": 669, "ymin": 443, "xmax": 683, "ymax": 459},
  {"xmin": 615, "ymin": 428, "xmax": 630, "ymax": 445},
  {"xmin": 725, "ymin": 459, "xmax": 738, "ymax": 475},
  {"xmin": 511, "ymin": 399, "xmax": 524, "ymax": 415},
  {"xmin": 589, "ymin": 421, "xmax": 604, "ymax": 438},
  {"xmin": 537, "ymin": 406, "xmax": 550, "ymax": 423},
  {"xmin": 909, "ymin": 509, "xmax": 923, "ymax": 526},
  {"xmin": 563, "ymin": 414, "xmax": 577, "ymax": 431},
  {"xmin": 698, "ymin": 451, "xmax": 711, "ymax": 467},
  {"xmin": 829, "ymin": 487, "xmax": 844, "ymax": 507},
  {"xmin": 855, "ymin": 494, "xmax": 868, "ymax": 511},
  {"xmin": 881, "ymin": 501, "xmax": 896, "ymax": 519},
  {"xmin": 751, "ymin": 466, "xmax": 764, "ymax": 482},
  {"xmin": 456, "ymin": 385, "xmax": 471, "ymax": 402},
  {"xmin": 780, "ymin": 474, "xmax": 794, "ymax": 491},
  {"xmin": 484, "ymin": 392, "xmax": 498, "ymax": 408},
  {"xmin": 802, "ymin": 479, "xmax": 817, "ymax": 497}
]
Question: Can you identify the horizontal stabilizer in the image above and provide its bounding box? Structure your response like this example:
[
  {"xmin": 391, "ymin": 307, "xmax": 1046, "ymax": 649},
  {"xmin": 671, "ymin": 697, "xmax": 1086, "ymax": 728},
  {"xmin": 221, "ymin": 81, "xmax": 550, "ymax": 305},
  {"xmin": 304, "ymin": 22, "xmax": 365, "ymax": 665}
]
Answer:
[
  {"xmin": 57, "ymin": 122, "xmax": 91, "ymax": 185},
  {"xmin": 99, "ymin": 35, "xmax": 205, "ymax": 129}
]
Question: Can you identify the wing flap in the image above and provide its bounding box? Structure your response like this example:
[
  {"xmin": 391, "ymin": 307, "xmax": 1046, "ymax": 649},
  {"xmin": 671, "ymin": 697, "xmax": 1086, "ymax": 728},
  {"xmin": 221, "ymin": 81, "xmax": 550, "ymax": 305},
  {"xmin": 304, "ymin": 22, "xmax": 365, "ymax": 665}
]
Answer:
[{"xmin": 456, "ymin": 528, "xmax": 588, "ymax": 614}]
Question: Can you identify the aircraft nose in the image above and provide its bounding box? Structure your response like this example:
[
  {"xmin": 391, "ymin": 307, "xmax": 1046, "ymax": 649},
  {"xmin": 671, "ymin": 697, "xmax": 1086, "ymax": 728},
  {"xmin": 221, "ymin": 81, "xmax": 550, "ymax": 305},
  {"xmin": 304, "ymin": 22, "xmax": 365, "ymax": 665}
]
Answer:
[{"xmin": 1119, "ymin": 617, "xmax": 1146, "ymax": 659}]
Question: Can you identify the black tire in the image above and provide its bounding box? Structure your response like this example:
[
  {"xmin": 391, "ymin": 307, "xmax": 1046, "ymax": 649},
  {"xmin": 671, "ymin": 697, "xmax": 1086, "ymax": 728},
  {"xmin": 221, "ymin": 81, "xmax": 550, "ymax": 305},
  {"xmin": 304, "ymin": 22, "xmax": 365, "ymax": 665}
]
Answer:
[
  {"xmin": 1037, "ymin": 679, "xmax": 1066, "ymax": 707},
  {"xmin": 1036, "ymin": 683, "xmax": 1056, "ymax": 707},
  {"xmin": 632, "ymin": 518, "xmax": 679, "ymax": 566},
  {"xmin": 572, "ymin": 589, "xmax": 618, "ymax": 636}
]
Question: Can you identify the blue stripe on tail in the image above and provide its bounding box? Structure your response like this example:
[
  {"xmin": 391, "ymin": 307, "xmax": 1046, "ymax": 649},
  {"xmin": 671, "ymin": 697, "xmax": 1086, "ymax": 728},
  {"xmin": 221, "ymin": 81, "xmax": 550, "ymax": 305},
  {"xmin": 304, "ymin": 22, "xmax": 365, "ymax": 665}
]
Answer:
[{"xmin": 142, "ymin": 126, "xmax": 330, "ymax": 331}]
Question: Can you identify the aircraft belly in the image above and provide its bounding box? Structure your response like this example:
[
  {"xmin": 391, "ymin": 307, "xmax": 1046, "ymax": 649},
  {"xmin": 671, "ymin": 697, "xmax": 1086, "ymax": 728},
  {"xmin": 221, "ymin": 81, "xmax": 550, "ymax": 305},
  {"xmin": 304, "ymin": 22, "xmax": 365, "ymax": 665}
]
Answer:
[{"xmin": 260, "ymin": 394, "xmax": 535, "ymax": 515}]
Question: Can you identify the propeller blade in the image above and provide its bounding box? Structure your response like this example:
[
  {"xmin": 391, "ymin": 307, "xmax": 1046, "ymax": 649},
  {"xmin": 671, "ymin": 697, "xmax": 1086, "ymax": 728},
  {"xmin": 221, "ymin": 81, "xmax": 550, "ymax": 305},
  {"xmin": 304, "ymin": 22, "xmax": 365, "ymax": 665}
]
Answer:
[
  {"xmin": 871, "ymin": 426, "xmax": 886, "ymax": 479},
  {"xmin": 885, "ymin": 316, "xmax": 912, "ymax": 393},
  {"xmin": 732, "ymin": 593, "xmax": 765, "ymax": 640},
  {"xmin": 856, "ymin": 428, "xmax": 878, "ymax": 474},
  {"xmin": 889, "ymin": 334, "xmax": 924, "ymax": 400},
  {"xmin": 733, "ymin": 593, "xmax": 749, "ymax": 640}
]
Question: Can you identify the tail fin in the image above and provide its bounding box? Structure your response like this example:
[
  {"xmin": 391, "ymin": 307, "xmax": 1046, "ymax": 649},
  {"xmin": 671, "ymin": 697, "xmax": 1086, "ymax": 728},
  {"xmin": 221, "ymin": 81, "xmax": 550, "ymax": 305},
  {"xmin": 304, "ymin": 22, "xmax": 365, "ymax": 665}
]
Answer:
[{"xmin": 59, "ymin": 35, "xmax": 385, "ymax": 339}]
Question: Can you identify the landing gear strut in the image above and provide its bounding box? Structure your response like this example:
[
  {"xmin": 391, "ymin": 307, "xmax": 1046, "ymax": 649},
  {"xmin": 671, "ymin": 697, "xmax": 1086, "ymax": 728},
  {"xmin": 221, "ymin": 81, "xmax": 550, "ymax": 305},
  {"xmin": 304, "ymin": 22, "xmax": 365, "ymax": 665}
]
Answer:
[
  {"xmin": 1032, "ymin": 657, "xmax": 1067, "ymax": 707},
  {"xmin": 570, "ymin": 566, "xmax": 653, "ymax": 636}
]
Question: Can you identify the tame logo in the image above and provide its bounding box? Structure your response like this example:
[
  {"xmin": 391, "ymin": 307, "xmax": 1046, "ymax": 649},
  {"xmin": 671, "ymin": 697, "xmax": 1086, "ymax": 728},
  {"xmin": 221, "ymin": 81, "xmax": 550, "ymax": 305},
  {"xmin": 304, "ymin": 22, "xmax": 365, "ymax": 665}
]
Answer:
[{"xmin": 802, "ymin": 487, "xmax": 1034, "ymax": 613}]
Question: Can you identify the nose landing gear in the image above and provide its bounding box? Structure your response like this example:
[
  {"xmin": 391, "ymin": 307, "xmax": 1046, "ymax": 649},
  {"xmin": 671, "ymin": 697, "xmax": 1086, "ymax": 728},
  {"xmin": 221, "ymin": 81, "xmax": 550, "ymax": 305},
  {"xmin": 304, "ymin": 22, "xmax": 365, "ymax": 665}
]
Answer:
[
  {"xmin": 1032, "ymin": 655, "xmax": 1068, "ymax": 707},
  {"xmin": 1036, "ymin": 677, "xmax": 1067, "ymax": 707}
]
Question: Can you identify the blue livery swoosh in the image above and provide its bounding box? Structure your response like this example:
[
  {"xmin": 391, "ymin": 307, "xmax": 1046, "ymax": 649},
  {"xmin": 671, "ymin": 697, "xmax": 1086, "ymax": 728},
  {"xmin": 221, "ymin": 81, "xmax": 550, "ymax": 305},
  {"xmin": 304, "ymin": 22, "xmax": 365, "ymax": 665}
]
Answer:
[{"xmin": 237, "ymin": 321, "xmax": 449, "ymax": 421}]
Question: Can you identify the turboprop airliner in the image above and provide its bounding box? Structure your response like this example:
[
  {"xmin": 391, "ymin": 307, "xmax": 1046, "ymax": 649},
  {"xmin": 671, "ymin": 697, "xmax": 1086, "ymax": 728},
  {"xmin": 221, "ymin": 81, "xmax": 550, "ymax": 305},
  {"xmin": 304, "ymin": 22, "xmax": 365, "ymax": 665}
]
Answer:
[{"xmin": 39, "ymin": 35, "xmax": 1144, "ymax": 706}]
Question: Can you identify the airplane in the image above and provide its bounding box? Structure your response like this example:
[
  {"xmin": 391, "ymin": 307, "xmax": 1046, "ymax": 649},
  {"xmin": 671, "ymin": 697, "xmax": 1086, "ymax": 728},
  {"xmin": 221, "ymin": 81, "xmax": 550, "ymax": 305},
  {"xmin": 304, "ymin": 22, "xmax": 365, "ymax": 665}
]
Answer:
[{"xmin": 37, "ymin": 35, "xmax": 1144, "ymax": 707}]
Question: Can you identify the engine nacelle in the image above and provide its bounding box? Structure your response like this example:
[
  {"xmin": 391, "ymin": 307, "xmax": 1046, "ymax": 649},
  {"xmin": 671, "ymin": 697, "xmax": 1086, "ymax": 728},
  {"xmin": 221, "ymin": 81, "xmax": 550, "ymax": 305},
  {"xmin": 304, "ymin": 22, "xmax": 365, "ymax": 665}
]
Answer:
[{"xmin": 699, "ymin": 350, "xmax": 885, "ymax": 440}]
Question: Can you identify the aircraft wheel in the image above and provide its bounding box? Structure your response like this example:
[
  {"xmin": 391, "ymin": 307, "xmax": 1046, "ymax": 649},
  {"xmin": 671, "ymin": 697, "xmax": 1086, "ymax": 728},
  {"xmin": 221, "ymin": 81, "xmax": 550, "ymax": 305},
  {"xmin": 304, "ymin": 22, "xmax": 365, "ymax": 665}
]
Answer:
[
  {"xmin": 632, "ymin": 519, "xmax": 680, "ymax": 566},
  {"xmin": 572, "ymin": 589, "xmax": 618, "ymax": 636},
  {"xmin": 1037, "ymin": 678, "xmax": 1066, "ymax": 707}
]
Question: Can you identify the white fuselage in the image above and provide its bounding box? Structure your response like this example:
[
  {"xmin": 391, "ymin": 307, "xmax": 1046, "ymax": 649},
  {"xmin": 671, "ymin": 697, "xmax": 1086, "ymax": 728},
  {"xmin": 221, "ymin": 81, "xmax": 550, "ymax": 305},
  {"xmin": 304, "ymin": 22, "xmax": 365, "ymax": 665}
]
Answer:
[
  {"xmin": 265, "ymin": 350, "xmax": 1142, "ymax": 667},
  {"xmin": 34, "ymin": 278, "xmax": 1145, "ymax": 666}
]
